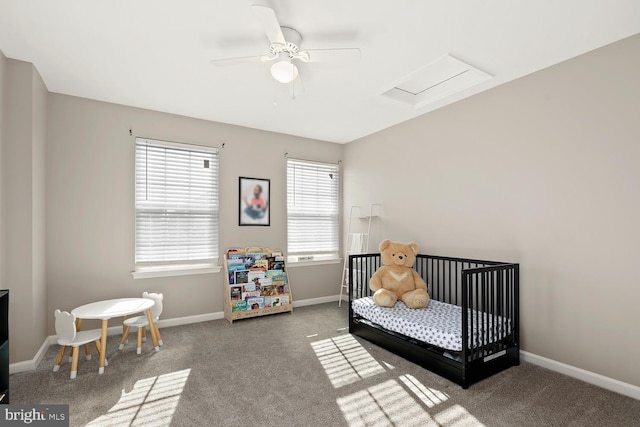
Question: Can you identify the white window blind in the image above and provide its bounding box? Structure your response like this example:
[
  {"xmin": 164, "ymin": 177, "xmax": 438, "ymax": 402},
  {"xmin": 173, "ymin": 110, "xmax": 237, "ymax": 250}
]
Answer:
[
  {"xmin": 135, "ymin": 138, "xmax": 219, "ymax": 265},
  {"xmin": 287, "ymin": 158, "xmax": 340, "ymax": 260}
]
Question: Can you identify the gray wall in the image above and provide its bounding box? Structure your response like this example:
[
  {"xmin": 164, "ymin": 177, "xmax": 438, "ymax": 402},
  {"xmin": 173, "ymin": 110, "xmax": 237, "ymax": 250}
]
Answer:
[
  {"xmin": 1, "ymin": 52, "xmax": 343, "ymax": 363},
  {"xmin": 344, "ymin": 33, "xmax": 640, "ymax": 387},
  {"xmin": 3, "ymin": 31, "xmax": 639, "ymax": 390},
  {"xmin": 1, "ymin": 58, "xmax": 48, "ymax": 362},
  {"xmin": 45, "ymin": 94, "xmax": 343, "ymax": 335}
]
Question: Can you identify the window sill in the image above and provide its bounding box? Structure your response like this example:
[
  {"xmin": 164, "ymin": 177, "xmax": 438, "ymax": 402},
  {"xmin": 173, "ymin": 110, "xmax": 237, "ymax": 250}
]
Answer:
[
  {"xmin": 287, "ymin": 258, "xmax": 342, "ymax": 268},
  {"xmin": 132, "ymin": 263, "xmax": 221, "ymax": 279}
]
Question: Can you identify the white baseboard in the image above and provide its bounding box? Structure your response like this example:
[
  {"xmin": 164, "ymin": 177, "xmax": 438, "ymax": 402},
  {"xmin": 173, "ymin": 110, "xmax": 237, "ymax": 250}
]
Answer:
[
  {"xmin": 16, "ymin": 296, "xmax": 637, "ymax": 400},
  {"xmin": 9, "ymin": 312, "xmax": 227, "ymax": 375},
  {"xmin": 520, "ymin": 350, "xmax": 640, "ymax": 400},
  {"xmin": 293, "ymin": 295, "xmax": 340, "ymax": 307},
  {"xmin": 9, "ymin": 295, "xmax": 339, "ymax": 374},
  {"xmin": 8, "ymin": 338, "xmax": 52, "ymax": 374},
  {"xmin": 157, "ymin": 311, "xmax": 224, "ymax": 328}
]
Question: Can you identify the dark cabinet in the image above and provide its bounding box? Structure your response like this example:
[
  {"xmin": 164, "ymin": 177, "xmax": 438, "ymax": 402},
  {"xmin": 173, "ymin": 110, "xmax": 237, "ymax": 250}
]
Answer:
[{"xmin": 0, "ymin": 290, "xmax": 8, "ymax": 404}]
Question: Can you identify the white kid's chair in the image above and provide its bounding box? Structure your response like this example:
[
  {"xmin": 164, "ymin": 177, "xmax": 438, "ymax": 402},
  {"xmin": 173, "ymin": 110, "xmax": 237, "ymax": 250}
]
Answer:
[
  {"xmin": 119, "ymin": 292, "xmax": 164, "ymax": 354},
  {"xmin": 53, "ymin": 309, "xmax": 105, "ymax": 379}
]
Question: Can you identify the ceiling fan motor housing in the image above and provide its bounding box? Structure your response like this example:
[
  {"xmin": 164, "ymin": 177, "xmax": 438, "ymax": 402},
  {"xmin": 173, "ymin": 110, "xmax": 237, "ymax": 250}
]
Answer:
[{"xmin": 269, "ymin": 27, "xmax": 303, "ymax": 59}]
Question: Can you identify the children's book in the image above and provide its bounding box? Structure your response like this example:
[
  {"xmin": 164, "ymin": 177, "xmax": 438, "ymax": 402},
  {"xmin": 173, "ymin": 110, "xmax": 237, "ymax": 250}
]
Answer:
[
  {"xmin": 259, "ymin": 277, "xmax": 272, "ymax": 287},
  {"xmin": 264, "ymin": 296, "xmax": 280, "ymax": 307},
  {"xmin": 232, "ymin": 300, "xmax": 248, "ymax": 311},
  {"xmin": 243, "ymin": 280, "xmax": 257, "ymax": 292},
  {"xmin": 265, "ymin": 269, "xmax": 284, "ymax": 278},
  {"xmin": 260, "ymin": 281, "xmax": 277, "ymax": 297},
  {"xmin": 246, "ymin": 250, "xmax": 268, "ymax": 261},
  {"xmin": 230, "ymin": 285, "xmax": 242, "ymax": 301},
  {"xmin": 268, "ymin": 258, "xmax": 285, "ymax": 271},
  {"xmin": 234, "ymin": 270, "xmax": 249, "ymax": 284},
  {"xmin": 246, "ymin": 296, "xmax": 265, "ymax": 310},
  {"xmin": 242, "ymin": 257, "xmax": 256, "ymax": 268},
  {"xmin": 242, "ymin": 290, "xmax": 260, "ymax": 298},
  {"xmin": 260, "ymin": 286, "xmax": 278, "ymax": 297},
  {"xmin": 227, "ymin": 248, "xmax": 246, "ymax": 258},
  {"xmin": 254, "ymin": 259, "xmax": 269, "ymax": 270},
  {"xmin": 278, "ymin": 295, "xmax": 290, "ymax": 305},
  {"xmin": 265, "ymin": 256, "xmax": 275, "ymax": 267},
  {"xmin": 271, "ymin": 275, "xmax": 287, "ymax": 286},
  {"xmin": 227, "ymin": 262, "xmax": 248, "ymax": 272},
  {"xmin": 248, "ymin": 269, "xmax": 266, "ymax": 281}
]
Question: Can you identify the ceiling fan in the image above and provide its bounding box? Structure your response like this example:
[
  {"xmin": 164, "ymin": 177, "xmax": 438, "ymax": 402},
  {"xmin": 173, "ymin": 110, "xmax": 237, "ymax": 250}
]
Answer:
[{"xmin": 210, "ymin": 5, "xmax": 361, "ymax": 85}]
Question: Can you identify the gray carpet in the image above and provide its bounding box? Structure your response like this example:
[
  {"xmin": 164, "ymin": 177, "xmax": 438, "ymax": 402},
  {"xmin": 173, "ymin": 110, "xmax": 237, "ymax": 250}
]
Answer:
[{"xmin": 9, "ymin": 303, "xmax": 640, "ymax": 426}]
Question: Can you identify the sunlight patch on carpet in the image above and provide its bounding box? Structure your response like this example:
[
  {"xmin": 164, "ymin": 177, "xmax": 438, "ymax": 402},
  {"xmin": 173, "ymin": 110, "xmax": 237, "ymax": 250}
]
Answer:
[
  {"xmin": 399, "ymin": 374, "xmax": 448, "ymax": 408},
  {"xmin": 337, "ymin": 379, "xmax": 438, "ymax": 426},
  {"xmin": 434, "ymin": 404, "xmax": 485, "ymax": 426},
  {"xmin": 86, "ymin": 368, "xmax": 190, "ymax": 426},
  {"xmin": 336, "ymin": 376, "xmax": 481, "ymax": 427},
  {"xmin": 311, "ymin": 334, "xmax": 386, "ymax": 388}
]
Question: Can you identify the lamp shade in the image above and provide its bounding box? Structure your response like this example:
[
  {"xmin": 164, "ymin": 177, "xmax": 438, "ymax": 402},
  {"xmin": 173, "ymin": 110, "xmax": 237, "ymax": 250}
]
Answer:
[{"xmin": 271, "ymin": 60, "xmax": 299, "ymax": 83}]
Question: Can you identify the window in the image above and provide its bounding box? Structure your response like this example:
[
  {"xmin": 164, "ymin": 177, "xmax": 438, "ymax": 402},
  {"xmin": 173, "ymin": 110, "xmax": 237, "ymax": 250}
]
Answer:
[
  {"xmin": 286, "ymin": 158, "xmax": 340, "ymax": 263},
  {"xmin": 134, "ymin": 138, "xmax": 219, "ymax": 275}
]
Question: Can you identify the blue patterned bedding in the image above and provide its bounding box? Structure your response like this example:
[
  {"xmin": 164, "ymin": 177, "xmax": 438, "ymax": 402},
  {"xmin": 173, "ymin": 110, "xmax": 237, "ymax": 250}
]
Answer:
[{"xmin": 352, "ymin": 297, "xmax": 511, "ymax": 352}]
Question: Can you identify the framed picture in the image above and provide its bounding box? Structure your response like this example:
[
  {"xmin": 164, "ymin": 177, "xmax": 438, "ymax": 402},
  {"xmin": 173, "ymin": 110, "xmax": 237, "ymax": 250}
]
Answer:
[{"xmin": 239, "ymin": 177, "xmax": 270, "ymax": 226}]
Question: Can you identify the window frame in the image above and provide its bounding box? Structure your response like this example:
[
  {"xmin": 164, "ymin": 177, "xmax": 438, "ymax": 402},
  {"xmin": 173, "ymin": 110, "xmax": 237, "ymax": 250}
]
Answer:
[
  {"xmin": 286, "ymin": 157, "xmax": 341, "ymax": 265},
  {"xmin": 132, "ymin": 137, "xmax": 221, "ymax": 278}
]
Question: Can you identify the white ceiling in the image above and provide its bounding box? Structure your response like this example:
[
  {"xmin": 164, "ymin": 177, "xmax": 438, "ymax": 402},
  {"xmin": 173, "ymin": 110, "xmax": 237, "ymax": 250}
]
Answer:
[{"xmin": 1, "ymin": 1, "xmax": 639, "ymax": 143}]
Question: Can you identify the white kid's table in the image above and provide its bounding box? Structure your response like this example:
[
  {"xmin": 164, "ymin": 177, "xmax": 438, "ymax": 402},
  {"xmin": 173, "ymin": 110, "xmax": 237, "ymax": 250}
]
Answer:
[{"xmin": 72, "ymin": 298, "xmax": 159, "ymax": 374}]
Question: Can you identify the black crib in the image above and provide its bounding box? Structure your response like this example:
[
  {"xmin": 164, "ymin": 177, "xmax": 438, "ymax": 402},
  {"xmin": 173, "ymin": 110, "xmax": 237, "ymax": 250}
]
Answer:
[{"xmin": 348, "ymin": 253, "xmax": 520, "ymax": 388}]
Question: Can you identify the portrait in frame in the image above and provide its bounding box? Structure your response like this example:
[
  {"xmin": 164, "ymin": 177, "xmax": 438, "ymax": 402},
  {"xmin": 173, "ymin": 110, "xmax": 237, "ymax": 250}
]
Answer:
[{"xmin": 239, "ymin": 177, "xmax": 270, "ymax": 226}]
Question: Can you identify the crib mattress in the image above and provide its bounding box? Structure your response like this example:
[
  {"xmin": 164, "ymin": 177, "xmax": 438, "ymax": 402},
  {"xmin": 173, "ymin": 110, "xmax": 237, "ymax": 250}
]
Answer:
[{"xmin": 352, "ymin": 297, "xmax": 511, "ymax": 352}]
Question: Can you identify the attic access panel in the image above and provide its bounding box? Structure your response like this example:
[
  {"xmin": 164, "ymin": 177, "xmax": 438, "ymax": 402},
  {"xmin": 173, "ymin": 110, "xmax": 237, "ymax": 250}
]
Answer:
[{"xmin": 382, "ymin": 54, "xmax": 491, "ymax": 109}]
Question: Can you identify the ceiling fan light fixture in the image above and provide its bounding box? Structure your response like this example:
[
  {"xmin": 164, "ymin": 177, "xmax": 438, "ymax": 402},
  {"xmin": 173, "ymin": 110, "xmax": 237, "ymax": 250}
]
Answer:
[{"xmin": 270, "ymin": 60, "xmax": 298, "ymax": 83}]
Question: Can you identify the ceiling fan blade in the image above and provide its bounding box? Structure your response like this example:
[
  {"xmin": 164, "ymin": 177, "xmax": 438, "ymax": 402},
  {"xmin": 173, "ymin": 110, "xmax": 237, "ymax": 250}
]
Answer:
[
  {"xmin": 300, "ymin": 48, "xmax": 361, "ymax": 63},
  {"xmin": 210, "ymin": 55, "xmax": 268, "ymax": 66},
  {"xmin": 251, "ymin": 5, "xmax": 286, "ymax": 45}
]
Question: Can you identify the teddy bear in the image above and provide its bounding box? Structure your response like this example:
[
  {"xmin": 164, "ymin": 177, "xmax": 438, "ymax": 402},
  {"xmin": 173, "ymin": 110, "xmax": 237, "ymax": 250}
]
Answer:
[{"xmin": 369, "ymin": 240, "xmax": 430, "ymax": 309}]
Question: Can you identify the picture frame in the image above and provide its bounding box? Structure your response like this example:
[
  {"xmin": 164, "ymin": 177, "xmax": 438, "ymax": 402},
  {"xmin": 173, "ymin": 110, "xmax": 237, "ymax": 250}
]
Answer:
[{"xmin": 239, "ymin": 177, "xmax": 270, "ymax": 226}]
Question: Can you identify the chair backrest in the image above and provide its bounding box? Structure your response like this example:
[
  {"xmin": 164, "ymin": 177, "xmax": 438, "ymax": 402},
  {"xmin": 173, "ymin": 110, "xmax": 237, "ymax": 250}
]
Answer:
[
  {"xmin": 143, "ymin": 292, "xmax": 163, "ymax": 319},
  {"xmin": 54, "ymin": 309, "xmax": 77, "ymax": 342}
]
